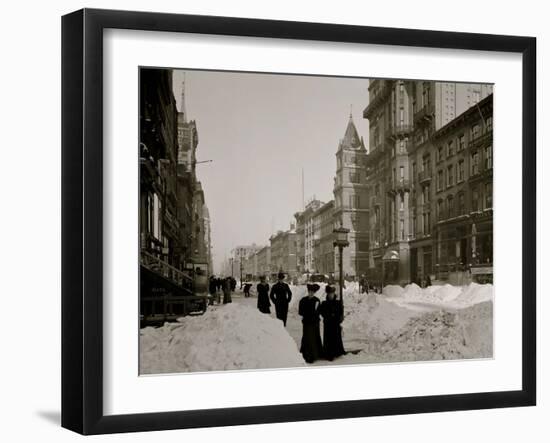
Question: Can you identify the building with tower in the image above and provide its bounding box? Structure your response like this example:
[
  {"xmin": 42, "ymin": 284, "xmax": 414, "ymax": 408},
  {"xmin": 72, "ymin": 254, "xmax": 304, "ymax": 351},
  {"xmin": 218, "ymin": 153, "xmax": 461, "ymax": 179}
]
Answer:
[
  {"xmin": 332, "ymin": 115, "xmax": 370, "ymax": 279},
  {"xmin": 175, "ymin": 77, "xmax": 212, "ymax": 275}
]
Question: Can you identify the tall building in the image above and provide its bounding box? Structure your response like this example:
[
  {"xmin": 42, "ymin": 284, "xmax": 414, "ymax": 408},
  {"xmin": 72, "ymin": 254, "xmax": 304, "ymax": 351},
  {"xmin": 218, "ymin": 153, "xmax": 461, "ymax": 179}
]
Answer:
[
  {"xmin": 428, "ymin": 94, "xmax": 493, "ymax": 284},
  {"xmin": 255, "ymin": 246, "xmax": 272, "ymax": 278},
  {"xmin": 203, "ymin": 205, "xmax": 213, "ymax": 274},
  {"xmin": 191, "ymin": 182, "xmax": 208, "ymax": 271},
  {"xmin": 176, "ymin": 79, "xmax": 200, "ymax": 268},
  {"xmin": 333, "ymin": 115, "xmax": 370, "ymax": 278},
  {"xmin": 364, "ymin": 78, "xmax": 493, "ymax": 285},
  {"xmin": 269, "ymin": 228, "xmax": 298, "ymax": 279},
  {"xmin": 139, "ymin": 68, "xmax": 180, "ymax": 267},
  {"xmin": 364, "ymin": 79, "xmax": 415, "ymax": 284},
  {"xmin": 175, "ymin": 78, "xmax": 212, "ymax": 275},
  {"xmin": 314, "ymin": 200, "xmax": 336, "ymax": 275},
  {"xmin": 294, "ymin": 199, "xmax": 323, "ymax": 275}
]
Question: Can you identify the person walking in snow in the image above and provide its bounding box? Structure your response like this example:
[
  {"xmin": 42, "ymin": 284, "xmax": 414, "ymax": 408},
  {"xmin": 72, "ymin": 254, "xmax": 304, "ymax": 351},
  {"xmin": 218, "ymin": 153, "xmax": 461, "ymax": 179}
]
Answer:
[
  {"xmin": 208, "ymin": 275, "xmax": 218, "ymax": 305},
  {"xmin": 298, "ymin": 283, "xmax": 323, "ymax": 363},
  {"xmin": 223, "ymin": 276, "xmax": 232, "ymax": 304},
  {"xmin": 319, "ymin": 285, "xmax": 345, "ymax": 361},
  {"xmin": 243, "ymin": 282, "xmax": 252, "ymax": 298},
  {"xmin": 424, "ymin": 274, "xmax": 432, "ymax": 288},
  {"xmin": 359, "ymin": 274, "xmax": 368, "ymax": 294},
  {"xmin": 270, "ymin": 272, "xmax": 292, "ymax": 326},
  {"xmin": 256, "ymin": 275, "xmax": 271, "ymax": 314}
]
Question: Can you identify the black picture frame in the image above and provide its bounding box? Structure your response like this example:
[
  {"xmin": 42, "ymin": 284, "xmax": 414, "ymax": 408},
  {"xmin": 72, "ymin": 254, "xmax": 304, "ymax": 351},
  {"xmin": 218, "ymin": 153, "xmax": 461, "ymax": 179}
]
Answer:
[{"xmin": 62, "ymin": 8, "xmax": 536, "ymax": 435}]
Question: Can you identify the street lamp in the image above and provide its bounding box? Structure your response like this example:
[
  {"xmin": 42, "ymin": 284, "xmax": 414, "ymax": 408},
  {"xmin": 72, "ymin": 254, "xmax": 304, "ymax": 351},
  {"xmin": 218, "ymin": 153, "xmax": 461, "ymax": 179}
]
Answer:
[
  {"xmin": 333, "ymin": 223, "xmax": 350, "ymax": 307},
  {"xmin": 240, "ymin": 259, "xmax": 244, "ymax": 289}
]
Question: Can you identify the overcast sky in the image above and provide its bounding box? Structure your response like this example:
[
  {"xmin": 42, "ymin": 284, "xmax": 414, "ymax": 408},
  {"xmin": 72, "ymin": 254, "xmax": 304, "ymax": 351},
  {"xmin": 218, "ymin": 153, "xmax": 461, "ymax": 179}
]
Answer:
[{"xmin": 172, "ymin": 69, "xmax": 370, "ymax": 274}]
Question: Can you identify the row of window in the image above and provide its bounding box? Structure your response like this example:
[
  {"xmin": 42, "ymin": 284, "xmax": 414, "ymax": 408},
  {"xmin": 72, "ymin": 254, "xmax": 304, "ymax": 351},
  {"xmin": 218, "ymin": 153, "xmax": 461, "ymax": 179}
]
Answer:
[
  {"xmin": 435, "ymin": 183, "xmax": 493, "ymax": 221},
  {"xmin": 435, "ymin": 118, "xmax": 492, "ymax": 162},
  {"xmin": 433, "ymin": 146, "xmax": 493, "ymax": 191}
]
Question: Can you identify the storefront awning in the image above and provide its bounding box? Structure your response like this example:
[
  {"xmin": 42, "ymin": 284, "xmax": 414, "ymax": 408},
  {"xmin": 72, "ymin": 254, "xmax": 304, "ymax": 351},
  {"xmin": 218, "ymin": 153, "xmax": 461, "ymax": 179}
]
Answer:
[{"xmin": 382, "ymin": 249, "xmax": 400, "ymax": 261}]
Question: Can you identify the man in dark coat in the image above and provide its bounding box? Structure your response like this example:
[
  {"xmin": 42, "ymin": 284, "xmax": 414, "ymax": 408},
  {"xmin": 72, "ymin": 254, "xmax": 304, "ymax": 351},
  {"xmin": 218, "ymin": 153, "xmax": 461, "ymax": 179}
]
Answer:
[
  {"xmin": 298, "ymin": 283, "xmax": 323, "ymax": 363},
  {"xmin": 256, "ymin": 275, "xmax": 271, "ymax": 314},
  {"xmin": 269, "ymin": 272, "xmax": 292, "ymax": 326}
]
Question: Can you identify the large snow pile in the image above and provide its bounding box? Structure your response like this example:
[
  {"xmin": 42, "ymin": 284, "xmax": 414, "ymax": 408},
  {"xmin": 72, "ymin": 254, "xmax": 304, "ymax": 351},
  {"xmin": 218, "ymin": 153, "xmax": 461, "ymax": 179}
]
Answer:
[
  {"xmin": 140, "ymin": 304, "xmax": 305, "ymax": 374},
  {"xmin": 343, "ymin": 292, "xmax": 418, "ymax": 342},
  {"xmin": 378, "ymin": 301, "xmax": 493, "ymax": 361},
  {"xmin": 342, "ymin": 283, "xmax": 494, "ymax": 362}
]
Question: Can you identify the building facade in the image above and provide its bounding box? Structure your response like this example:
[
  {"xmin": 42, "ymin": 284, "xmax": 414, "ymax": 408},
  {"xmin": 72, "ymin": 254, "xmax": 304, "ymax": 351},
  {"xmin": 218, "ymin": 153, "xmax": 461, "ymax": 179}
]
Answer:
[
  {"xmin": 314, "ymin": 200, "xmax": 336, "ymax": 275},
  {"xmin": 294, "ymin": 199, "xmax": 324, "ymax": 275},
  {"xmin": 175, "ymin": 78, "xmax": 209, "ymax": 272},
  {"xmin": 429, "ymin": 94, "xmax": 493, "ymax": 284},
  {"xmin": 255, "ymin": 246, "xmax": 271, "ymax": 278},
  {"xmin": 363, "ymin": 78, "xmax": 493, "ymax": 285},
  {"xmin": 333, "ymin": 116, "xmax": 370, "ymax": 279},
  {"xmin": 139, "ymin": 68, "xmax": 181, "ymax": 267},
  {"xmin": 232, "ymin": 244, "xmax": 262, "ymax": 281},
  {"xmin": 269, "ymin": 229, "xmax": 298, "ymax": 279}
]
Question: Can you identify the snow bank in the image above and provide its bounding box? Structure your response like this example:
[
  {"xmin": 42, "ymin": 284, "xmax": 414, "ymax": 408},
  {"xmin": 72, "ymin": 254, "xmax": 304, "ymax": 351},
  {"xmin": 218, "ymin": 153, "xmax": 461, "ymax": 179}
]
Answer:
[
  {"xmin": 344, "ymin": 293, "xmax": 418, "ymax": 341},
  {"xmin": 342, "ymin": 282, "xmax": 493, "ymax": 362},
  {"xmin": 140, "ymin": 304, "xmax": 305, "ymax": 374},
  {"xmin": 382, "ymin": 285, "xmax": 404, "ymax": 298},
  {"xmin": 377, "ymin": 301, "xmax": 493, "ymax": 361}
]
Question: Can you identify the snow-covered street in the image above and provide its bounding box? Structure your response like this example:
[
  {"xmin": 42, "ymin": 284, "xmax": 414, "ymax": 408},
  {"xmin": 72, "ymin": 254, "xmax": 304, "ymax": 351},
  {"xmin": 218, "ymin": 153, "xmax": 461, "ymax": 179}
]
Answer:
[{"xmin": 140, "ymin": 282, "xmax": 493, "ymax": 374}]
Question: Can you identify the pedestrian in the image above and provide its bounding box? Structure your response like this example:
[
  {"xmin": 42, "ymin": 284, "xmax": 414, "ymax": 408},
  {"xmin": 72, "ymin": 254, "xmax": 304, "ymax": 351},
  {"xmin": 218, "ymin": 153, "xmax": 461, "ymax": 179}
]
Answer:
[
  {"xmin": 243, "ymin": 282, "xmax": 252, "ymax": 298},
  {"xmin": 319, "ymin": 285, "xmax": 345, "ymax": 361},
  {"xmin": 359, "ymin": 274, "xmax": 366, "ymax": 294},
  {"xmin": 256, "ymin": 275, "xmax": 271, "ymax": 314},
  {"xmin": 298, "ymin": 283, "xmax": 323, "ymax": 364},
  {"xmin": 208, "ymin": 275, "xmax": 217, "ymax": 305},
  {"xmin": 230, "ymin": 277, "xmax": 237, "ymax": 292},
  {"xmin": 223, "ymin": 276, "xmax": 232, "ymax": 304},
  {"xmin": 425, "ymin": 274, "xmax": 432, "ymax": 287},
  {"xmin": 269, "ymin": 272, "xmax": 292, "ymax": 326}
]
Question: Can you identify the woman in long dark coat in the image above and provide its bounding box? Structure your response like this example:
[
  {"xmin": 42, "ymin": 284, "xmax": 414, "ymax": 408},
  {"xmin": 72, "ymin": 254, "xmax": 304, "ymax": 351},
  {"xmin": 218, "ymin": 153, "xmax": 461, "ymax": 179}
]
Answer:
[
  {"xmin": 298, "ymin": 283, "xmax": 323, "ymax": 364},
  {"xmin": 319, "ymin": 285, "xmax": 345, "ymax": 361},
  {"xmin": 256, "ymin": 276, "xmax": 271, "ymax": 314}
]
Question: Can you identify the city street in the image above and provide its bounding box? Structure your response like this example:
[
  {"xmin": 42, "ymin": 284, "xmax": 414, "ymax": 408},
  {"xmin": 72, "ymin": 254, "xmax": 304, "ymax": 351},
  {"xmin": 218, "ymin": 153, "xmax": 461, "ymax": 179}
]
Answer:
[
  {"xmin": 139, "ymin": 281, "xmax": 494, "ymax": 374},
  {"xmin": 229, "ymin": 286, "xmax": 368, "ymax": 367}
]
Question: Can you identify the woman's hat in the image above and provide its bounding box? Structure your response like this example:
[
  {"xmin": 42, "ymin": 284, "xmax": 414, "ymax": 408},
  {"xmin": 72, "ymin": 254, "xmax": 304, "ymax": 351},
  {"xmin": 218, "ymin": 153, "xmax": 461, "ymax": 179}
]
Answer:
[
  {"xmin": 307, "ymin": 283, "xmax": 320, "ymax": 292},
  {"xmin": 277, "ymin": 272, "xmax": 285, "ymax": 280},
  {"xmin": 325, "ymin": 285, "xmax": 336, "ymax": 294}
]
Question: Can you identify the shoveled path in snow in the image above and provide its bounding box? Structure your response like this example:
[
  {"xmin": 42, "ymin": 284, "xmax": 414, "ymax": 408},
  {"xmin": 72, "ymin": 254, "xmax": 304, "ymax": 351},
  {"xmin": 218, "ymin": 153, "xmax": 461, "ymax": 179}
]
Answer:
[{"xmin": 229, "ymin": 287, "xmax": 368, "ymax": 367}]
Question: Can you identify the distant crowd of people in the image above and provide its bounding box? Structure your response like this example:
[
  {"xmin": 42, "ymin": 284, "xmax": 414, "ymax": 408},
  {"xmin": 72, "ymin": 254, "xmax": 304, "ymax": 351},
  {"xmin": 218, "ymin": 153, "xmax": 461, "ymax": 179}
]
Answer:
[{"xmin": 208, "ymin": 275, "xmax": 237, "ymax": 305}]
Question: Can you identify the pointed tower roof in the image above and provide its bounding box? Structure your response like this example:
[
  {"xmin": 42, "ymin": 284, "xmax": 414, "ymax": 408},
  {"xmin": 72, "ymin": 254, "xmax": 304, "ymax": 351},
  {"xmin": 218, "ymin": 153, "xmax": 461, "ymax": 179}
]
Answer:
[{"xmin": 341, "ymin": 114, "xmax": 362, "ymax": 150}]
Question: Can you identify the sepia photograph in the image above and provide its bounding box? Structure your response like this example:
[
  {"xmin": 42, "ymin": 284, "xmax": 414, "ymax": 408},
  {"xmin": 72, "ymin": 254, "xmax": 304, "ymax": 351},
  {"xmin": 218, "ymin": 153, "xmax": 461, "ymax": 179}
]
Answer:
[{"xmin": 138, "ymin": 68, "xmax": 494, "ymax": 375}]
